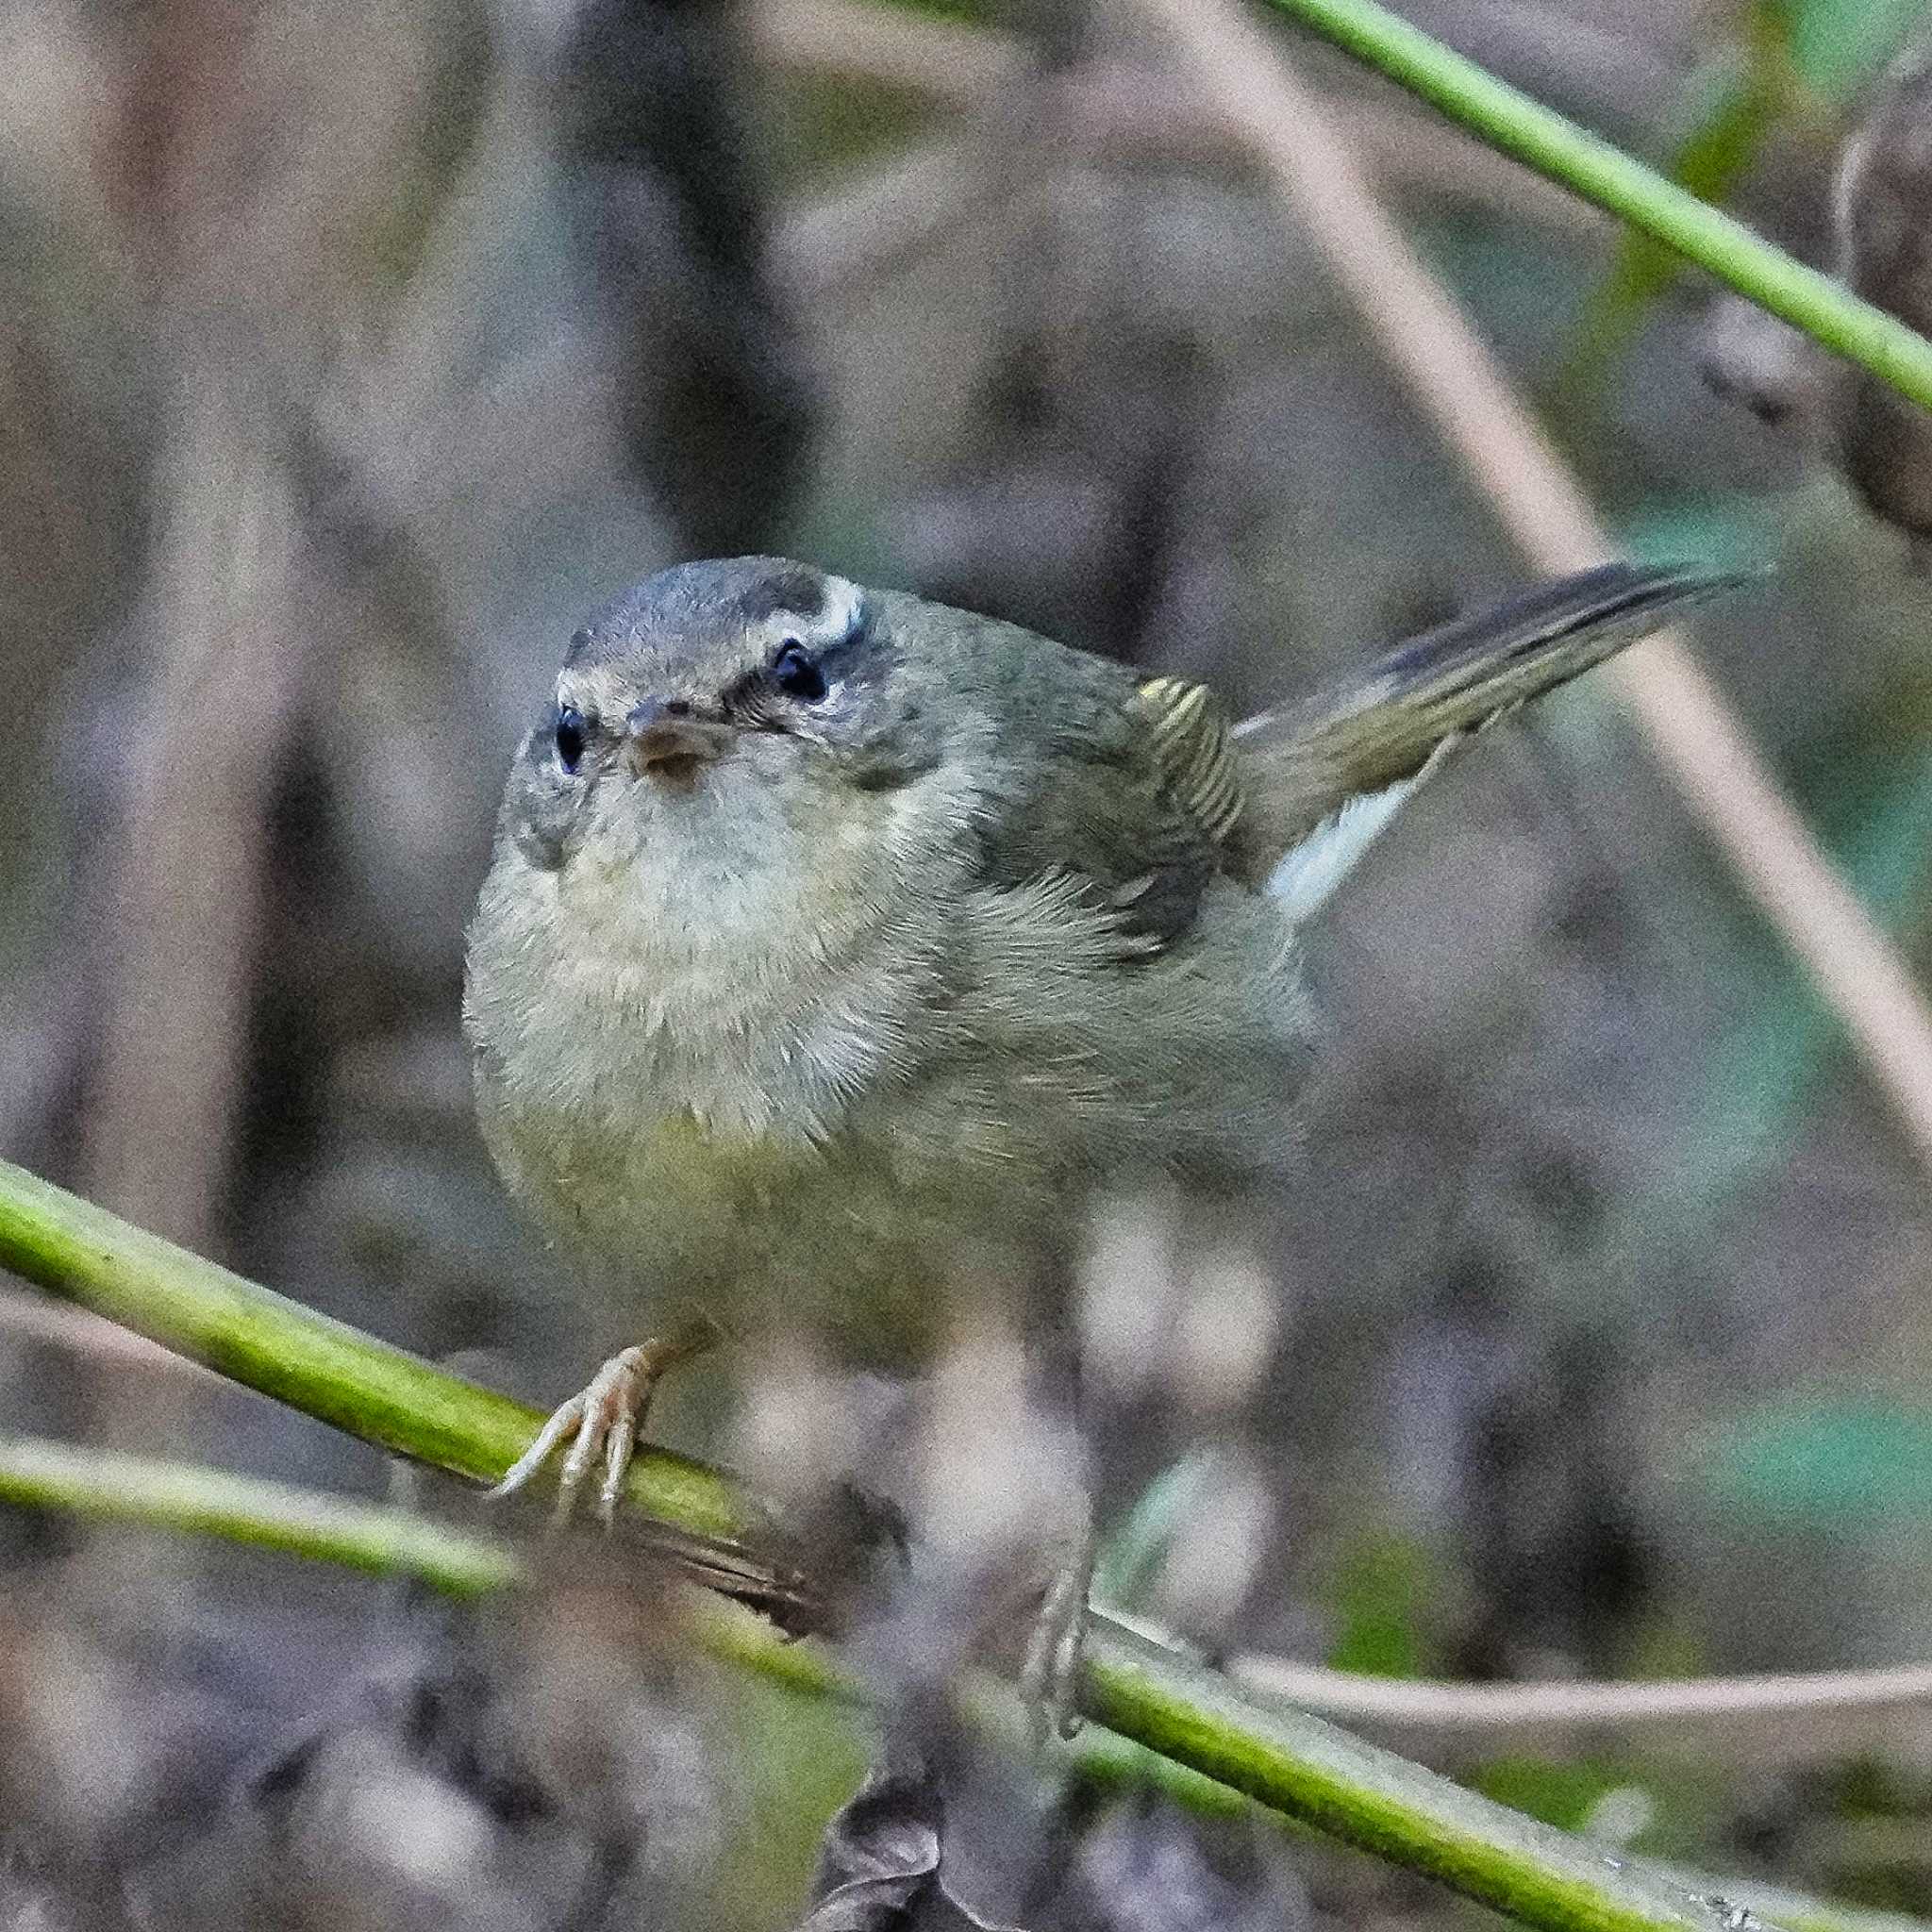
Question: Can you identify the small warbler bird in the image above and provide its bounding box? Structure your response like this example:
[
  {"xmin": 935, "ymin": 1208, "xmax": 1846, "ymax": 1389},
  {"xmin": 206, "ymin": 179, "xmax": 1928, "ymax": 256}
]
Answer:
[{"xmin": 464, "ymin": 555, "xmax": 1730, "ymax": 1710}]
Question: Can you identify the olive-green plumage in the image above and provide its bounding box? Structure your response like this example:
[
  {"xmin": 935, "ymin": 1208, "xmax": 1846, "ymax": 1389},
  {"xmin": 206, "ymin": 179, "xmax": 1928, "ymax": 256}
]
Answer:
[{"xmin": 464, "ymin": 556, "xmax": 1728, "ymax": 1365}]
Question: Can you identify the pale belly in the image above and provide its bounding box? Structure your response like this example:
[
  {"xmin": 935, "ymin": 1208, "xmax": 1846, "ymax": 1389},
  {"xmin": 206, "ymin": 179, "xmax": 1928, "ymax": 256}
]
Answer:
[
  {"xmin": 467, "ymin": 792, "xmax": 1307, "ymax": 1367},
  {"xmin": 479, "ymin": 1074, "xmax": 1067, "ymax": 1372}
]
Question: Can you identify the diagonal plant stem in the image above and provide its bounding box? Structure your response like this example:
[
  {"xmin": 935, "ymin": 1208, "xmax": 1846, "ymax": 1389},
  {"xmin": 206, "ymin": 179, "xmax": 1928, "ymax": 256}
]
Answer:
[
  {"xmin": 1255, "ymin": 0, "xmax": 1932, "ymax": 412},
  {"xmin": 0, "ymin": 1152, "xmax": 1830, "ymax": 1932}
]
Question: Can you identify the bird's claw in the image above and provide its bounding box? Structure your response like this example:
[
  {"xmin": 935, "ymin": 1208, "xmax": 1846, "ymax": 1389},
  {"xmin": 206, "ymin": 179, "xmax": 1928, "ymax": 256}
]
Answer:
[{"xmin": 490, "ymin": 1323, "xmax": 717, "ymax": 1526}]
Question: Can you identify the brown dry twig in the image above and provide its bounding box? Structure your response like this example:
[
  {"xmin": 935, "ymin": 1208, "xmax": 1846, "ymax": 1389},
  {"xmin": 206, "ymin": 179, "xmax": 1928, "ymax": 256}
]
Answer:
[
  {"xmin": 0, "ymin": 1284, "xmax": 217, "ymax": 1381},
  {"xmin": 1228, "ymin": 1651, "xmax": 1932, "ymax": 1760},
  {"xmin": 78, "ymin": 391, "xmax": 303, "ymax": 1256}
]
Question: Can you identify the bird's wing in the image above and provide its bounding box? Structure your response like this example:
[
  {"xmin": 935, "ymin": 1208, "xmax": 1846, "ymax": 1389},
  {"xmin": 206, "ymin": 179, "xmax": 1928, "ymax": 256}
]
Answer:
[
  {"xmin": 1229, "ymin": 560, "xmax": 1743, "ymax": 884},
  {"xmin": 964, "ymin": 643, "xmax": 1249, "ymax": 958}
]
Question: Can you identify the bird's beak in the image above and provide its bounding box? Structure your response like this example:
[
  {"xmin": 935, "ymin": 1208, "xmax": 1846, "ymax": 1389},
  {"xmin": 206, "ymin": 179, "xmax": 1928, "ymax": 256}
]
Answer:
[{"xmin": 625, "ymin": 699, "xmax": 733, "ymax": 782}]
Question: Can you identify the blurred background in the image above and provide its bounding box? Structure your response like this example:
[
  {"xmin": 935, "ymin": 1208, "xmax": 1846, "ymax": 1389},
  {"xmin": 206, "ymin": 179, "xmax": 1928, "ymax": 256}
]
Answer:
[{"xmin": 6, "ymin": 0, "xmax": 1932, "ymax": 1924}]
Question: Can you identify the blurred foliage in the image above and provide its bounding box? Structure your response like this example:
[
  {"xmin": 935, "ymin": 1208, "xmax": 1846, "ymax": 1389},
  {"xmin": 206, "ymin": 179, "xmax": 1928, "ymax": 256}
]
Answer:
[
  {"xmin": 713, "ymin": 1670, "xmax": 873, "ymax": 1924},
  {"xmin": 1701, "ymin": 1396, "xmax": 1932, "ymax": 1522},
  {"xmin": 1562, "ymin": 11, "xmax": 1810, "ymax": 411},
  {"xmin": 773, "ymin": 75, "xmax": 941, "ymax": 177},
  {"xmin": 862, "ymin": 0, "xmax": 998, "ymax": 20},
  {"xmin": 1783, "ymin": 0, "xmax": 1930, "ymax": 103},
  {"xmin": 1323, "ymin": 1533, "xmax": 1446, "ymax": 1680}
]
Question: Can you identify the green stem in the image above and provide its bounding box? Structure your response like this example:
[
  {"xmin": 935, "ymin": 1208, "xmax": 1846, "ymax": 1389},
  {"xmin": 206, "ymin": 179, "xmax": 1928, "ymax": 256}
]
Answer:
[
  {"xmin": 0, "ymin": 1158, "xmax": 1839, "ymax": 1932},
  {"xmin": 1258, "ymin": 0, "xmax": 1932, "ymax": 413},
  {"xmin": 0, "ymin": 1434, "xmax": 521, "ymax": 1592}
]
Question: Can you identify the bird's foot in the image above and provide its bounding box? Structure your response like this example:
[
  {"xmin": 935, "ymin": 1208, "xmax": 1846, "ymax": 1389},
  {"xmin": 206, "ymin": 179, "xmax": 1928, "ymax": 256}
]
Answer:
[
  {"xmin": 1018, "ymin": 1527, "xmax": 1097, "ymax": 1743},
  {"xmin": 490, "ymin": 1318, "xmax": 719, "ymax": 1526}
]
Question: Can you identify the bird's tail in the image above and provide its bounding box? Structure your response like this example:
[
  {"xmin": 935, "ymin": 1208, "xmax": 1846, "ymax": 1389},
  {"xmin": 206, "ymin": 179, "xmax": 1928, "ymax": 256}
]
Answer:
[{"xmin": 1232, "ymin": 560, "xmax": 1744, "ymax": 894}]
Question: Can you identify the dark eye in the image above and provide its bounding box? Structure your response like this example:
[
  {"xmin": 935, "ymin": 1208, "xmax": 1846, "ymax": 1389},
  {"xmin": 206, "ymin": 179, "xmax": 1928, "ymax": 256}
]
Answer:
[
  {"xmin": 772, "ymin": 640, "xmax": 827, "ymax": 703},
  {"xmin": 555, "ymin": 705, "xmax": 588, "ymax": 774}
]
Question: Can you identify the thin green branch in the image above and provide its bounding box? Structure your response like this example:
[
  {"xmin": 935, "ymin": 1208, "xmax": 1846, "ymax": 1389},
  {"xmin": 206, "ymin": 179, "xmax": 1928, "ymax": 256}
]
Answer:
[
  {"xmin": 1257, "ymin": 0, "xmax": 1932, "ymax": 415},
  {"xmin": 0, "ymin": 1157, "xmax": 1847, "ymax": 1932},
  {"xmin": 0, "ymin": 1434, "xmax": 520, "ymax": 1592}
]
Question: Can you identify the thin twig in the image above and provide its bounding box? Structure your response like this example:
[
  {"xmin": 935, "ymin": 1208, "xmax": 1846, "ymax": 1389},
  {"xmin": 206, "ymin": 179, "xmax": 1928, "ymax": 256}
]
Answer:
[
  {"xmin": 0, "ymin": 1433, "xmax": 521, "ymax": 1593},
  {"xmin": 1144, "ymin": 0, "xmax": 1932, "ymax": 1174},
  {"xmin": 10, "ymin": 1410, "xmax": 1926, "ymax": 1745},
  {"xmin": 1230, "ymin": 1654, "xmax": 1932, "ymax": 1742}
]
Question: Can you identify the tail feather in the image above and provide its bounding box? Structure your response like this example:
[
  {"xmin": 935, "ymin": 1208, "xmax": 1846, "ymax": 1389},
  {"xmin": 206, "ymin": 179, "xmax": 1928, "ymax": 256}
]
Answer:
[{"xmin": 1232, "ymin": 560, "xmax": 1745, "ymax": 875}]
